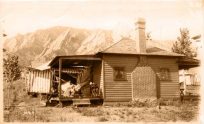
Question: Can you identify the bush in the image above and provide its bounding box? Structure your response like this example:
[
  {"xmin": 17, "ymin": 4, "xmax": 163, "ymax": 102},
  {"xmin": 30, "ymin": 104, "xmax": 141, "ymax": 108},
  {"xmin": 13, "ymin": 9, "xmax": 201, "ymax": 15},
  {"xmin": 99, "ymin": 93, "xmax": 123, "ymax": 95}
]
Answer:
[
  {"xmin": 130, "ymin": 98, "xmax": 158, "ymax": 107},
  {"xmin": 97, "ymin": 116, "xmax": 108, "ymax": 122},
  {"xmin": 178, "ymin": 110, "xmax": 194, "ymax": 121},
  {"xmin": 75, "ymin": 108, "xmax": 104, "ymax": 116},
  {"xmin": 158, "ymin": 98, "xmax": 182, "ymax": 106}
]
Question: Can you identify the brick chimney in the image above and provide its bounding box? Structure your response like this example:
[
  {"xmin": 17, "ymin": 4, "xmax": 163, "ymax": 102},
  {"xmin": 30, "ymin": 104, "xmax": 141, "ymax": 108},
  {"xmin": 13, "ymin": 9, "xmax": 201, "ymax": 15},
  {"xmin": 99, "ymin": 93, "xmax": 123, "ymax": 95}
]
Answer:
[{"xmin": 135, "ymin": 18, "xmax": 146, "ymax": 53}]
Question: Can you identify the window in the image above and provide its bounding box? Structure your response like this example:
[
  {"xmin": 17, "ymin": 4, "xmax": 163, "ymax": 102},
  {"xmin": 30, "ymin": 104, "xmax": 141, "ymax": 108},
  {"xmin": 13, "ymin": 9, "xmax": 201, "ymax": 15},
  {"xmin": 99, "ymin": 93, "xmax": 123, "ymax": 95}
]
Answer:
[
  {"xmin": 113, "ymin": 67, "xmax": 126, "ymax": 81},
  {"xmin": 160, "ymin": 68, "xmax": 170, "ymax": 80}
]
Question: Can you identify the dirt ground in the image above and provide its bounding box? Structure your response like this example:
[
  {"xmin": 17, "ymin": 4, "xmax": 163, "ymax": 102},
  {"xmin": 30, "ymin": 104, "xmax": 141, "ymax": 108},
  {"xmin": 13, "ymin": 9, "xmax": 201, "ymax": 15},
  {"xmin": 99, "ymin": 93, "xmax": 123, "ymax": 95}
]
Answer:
[{"xmin": 3, "ymin": 79, "xmax": 200, "ymax": 122}]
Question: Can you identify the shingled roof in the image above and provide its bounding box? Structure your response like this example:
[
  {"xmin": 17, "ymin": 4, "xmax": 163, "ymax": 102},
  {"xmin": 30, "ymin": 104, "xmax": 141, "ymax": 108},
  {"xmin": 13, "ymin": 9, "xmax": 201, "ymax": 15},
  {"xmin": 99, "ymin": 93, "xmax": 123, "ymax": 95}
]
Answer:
[
  {"xmin": 100, "ymin": 38, "xmax": 183, "ymax": 57},
  {"xmin": 101, "ymin": 38, "xmax": 137, "ymax": 54}
]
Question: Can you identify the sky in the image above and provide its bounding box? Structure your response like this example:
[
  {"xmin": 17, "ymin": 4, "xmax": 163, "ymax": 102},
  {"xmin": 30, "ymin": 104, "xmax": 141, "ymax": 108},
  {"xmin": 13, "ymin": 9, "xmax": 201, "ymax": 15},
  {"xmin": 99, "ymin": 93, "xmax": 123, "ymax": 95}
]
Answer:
[{"xmin": 0, "ymin": 0, "xmax": 204, "ymax": 40}]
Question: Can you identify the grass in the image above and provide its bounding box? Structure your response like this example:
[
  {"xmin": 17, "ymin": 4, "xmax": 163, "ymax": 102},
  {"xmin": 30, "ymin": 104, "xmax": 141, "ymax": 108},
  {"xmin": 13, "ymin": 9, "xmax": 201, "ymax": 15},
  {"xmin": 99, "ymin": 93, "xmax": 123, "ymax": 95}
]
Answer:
[
  {"xmin": 75, "ymin": 107, "xmax": 104, "ymax": 116},
  {"xmin": 3, "ymin": 79, "xmax": 200, "ymax": 122},
  {"xmin": 5, "ymin": 99, "xmax": 199, "ymax": 122},
  {"xmin": 97, "ymin": 116, "xmax": 108, "ymax": 122}
]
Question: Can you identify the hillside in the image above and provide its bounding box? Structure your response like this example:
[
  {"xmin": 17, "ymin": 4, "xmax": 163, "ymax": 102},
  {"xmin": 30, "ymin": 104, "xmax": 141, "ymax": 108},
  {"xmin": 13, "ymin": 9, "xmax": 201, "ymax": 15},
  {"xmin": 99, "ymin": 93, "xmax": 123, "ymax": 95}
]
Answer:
[
  {"xmin": 3, "ymin": 26, "xmax": 175, "ymax": 67},
  {"xmin": 3, "ymin": 26, "xmax": 114, "ymax": 67}
]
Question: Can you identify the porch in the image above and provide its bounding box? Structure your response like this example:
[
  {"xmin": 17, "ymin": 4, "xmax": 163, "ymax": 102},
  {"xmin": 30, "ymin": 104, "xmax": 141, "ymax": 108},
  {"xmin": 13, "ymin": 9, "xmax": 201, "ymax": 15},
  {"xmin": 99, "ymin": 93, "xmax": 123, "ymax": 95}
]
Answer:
[{"xmin": 48, "ymin": 55, "xmax": 103, "ymax": 106}]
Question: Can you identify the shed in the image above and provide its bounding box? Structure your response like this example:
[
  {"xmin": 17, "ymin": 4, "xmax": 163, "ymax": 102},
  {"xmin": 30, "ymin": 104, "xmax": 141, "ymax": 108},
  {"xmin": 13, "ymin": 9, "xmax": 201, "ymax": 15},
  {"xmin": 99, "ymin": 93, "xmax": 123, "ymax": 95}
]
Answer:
[{"xmin": 26, "ymin": 61, "xmax": 51, "ymax": 94}]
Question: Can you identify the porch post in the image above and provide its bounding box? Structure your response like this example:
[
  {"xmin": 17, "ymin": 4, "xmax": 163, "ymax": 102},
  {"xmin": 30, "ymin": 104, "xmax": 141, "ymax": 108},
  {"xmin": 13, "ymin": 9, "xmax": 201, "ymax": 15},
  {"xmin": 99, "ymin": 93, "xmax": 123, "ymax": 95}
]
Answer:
[
  {"xmin": 58, "ymin": 58, "xmax": 62, "ymax": 106},
  {"xmin": 183, "ymin": 69, "xmax": 186, "ymax": 95}
]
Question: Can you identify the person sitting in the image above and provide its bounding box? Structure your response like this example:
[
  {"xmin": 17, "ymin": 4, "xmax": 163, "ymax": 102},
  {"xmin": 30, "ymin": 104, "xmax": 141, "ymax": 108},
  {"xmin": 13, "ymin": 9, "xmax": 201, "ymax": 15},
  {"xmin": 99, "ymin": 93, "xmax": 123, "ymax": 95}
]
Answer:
[
  {"xmin": 69, "ymin": 85, "xmax": 75, "ymax": 97},
  {"xmin": 90, "ymin": 82, "xmax": 99, "ymax": 97}
]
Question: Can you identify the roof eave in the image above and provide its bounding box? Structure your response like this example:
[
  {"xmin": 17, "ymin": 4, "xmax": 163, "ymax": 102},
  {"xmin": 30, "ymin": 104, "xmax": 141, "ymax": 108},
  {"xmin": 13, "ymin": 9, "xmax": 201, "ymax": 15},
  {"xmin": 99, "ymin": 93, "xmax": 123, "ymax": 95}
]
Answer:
[
  {"xmin": 48, "ymin": 54, "xmax": 100, "ymax": 66},
  {"xmin": 98, "ymin": 52, "xmax": 184, "ymax": 57}
]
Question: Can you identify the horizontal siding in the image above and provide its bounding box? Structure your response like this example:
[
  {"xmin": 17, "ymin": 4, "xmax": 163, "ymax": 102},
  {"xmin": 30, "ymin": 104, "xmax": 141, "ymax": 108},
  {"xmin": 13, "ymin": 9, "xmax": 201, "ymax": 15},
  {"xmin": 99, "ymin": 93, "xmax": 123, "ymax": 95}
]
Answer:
[
  {"xmin": 104, "ymin": 55, "xmax": 138, "ymax": 102},
  {"xmin": 102, "ymin": 55, "xmax": 180, "ymax": 100},
  {"xmin": 105, "ymin": 97, "xmax": 132, "ymax": 102},
  {"xmin": 105, "ymin": 85, "xmax": 132, "ymax": 88},
  {"xmin": 106, "ymin": 92, "xmax": 132, "ymax": 95},
  {"xmin": 105, "ymin": 90, "xmax": 132, "ymax": 93},
  {"xmin": 148, "ymin": 57, "xmax": 180, "ymax": 98}
]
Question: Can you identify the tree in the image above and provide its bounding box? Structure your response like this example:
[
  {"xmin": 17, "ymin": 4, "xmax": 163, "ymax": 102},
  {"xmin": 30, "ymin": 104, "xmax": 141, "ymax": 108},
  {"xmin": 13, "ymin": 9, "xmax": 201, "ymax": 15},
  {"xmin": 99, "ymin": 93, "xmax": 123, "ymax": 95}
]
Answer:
[
  {"xmin": 3, "ymin": 50, "xmax": 21, "ymax": 83},
  {"xmin": 172, "ymin": 28, "xmax": 197, "ymax": 58},
  {"xmin": 3, "ymin": 50, "xmax": 21, "ymax": 108}
]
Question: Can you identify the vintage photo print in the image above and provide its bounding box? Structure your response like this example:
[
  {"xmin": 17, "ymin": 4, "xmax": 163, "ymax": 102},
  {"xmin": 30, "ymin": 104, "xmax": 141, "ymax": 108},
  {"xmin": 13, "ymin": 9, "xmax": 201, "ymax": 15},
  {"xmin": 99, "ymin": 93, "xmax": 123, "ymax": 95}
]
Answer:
[{"xmin": 0, "ymin": 0, "xmax": 203, "ymax": 123}]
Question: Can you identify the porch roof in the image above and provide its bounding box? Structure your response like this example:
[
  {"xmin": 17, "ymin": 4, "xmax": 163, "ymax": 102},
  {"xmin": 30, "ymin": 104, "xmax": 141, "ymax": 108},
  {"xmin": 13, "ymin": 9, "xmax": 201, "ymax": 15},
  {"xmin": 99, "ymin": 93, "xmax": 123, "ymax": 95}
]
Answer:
[
  {"xmin": 26, "ymin": 61, "xmax": 51, "ymax": 71},
  {"xmin": 49, "ymin": 55, "xmax": 101, "ymax": 68},
  {"xmin": 178, "ymin": 57, "xmax": 200, "ymax": 69},
  {"xmin": 34, "ymin": 61, "xmax": 51, "ymax": 70}
]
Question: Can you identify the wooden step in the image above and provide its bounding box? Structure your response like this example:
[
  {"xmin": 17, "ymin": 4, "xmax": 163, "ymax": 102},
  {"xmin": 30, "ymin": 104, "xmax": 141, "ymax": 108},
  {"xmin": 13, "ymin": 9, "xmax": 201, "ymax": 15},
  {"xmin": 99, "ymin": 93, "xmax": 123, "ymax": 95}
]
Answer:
[{"xmin": 72, "ymin": 98, "xmax": 91, "ymax": 106}]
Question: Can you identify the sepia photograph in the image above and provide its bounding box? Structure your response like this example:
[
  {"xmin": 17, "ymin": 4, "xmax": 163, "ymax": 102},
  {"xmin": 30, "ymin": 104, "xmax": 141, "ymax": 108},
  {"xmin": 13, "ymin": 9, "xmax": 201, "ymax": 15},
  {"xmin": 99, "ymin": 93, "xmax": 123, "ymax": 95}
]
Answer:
[{"xmin": 0, "ymin": 0, "xmax": 203, "ymax": 123}]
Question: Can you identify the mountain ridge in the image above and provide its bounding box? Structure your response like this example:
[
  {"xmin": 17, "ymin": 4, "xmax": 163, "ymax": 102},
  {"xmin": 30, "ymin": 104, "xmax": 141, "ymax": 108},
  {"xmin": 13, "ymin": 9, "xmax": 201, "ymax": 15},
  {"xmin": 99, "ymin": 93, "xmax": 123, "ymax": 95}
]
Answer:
[
  {"xmin": 3, "ymin": 26, "xmax": 114, "ymax": 67},
  {"xmin": 3, "ymin": 26, "xmax": 175, "ymax": 67}
]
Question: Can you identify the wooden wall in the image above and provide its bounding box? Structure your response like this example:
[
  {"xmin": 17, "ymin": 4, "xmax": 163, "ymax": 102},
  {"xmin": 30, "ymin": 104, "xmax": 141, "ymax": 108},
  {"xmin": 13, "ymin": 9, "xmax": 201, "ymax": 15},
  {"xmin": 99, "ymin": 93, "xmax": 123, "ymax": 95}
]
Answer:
[
  {"xmin": 93, "ymin": 61, "xmax": 103, "ymax": 96},
  {"xmin": 148, "ymin": 57, "xmax": 180, "ymax": 98},
  {"xmin": 100, "ymin": 60, "xmax": 104, "ymax": 97},
  {"xmin": 102, "ymin": 54, "xmax": 180, "ymax": 102},
  {"xmin": 103, "ymin": 55, "xmax": 138, "ymax": 102},
  {"xmin": 28, "ymin": 70, "xmax": 51, "ymax": 94}
]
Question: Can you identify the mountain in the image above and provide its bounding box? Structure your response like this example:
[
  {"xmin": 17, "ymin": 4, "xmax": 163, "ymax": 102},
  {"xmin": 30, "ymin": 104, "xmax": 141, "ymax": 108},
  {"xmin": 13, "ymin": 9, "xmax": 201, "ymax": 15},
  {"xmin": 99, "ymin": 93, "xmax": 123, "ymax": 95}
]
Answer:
[
  {"xmin": 3, "ymin": 26, "xmax": 114, "ymax": 67},
  {"xmin": 3, "ymin": 25, "xmax": 176, "ymax": 67}
]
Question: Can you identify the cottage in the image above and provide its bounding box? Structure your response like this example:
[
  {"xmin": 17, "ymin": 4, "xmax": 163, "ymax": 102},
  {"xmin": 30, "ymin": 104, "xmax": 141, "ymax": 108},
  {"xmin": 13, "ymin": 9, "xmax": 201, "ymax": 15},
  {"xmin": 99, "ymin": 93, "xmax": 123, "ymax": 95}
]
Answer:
[{"xmin": 27, "ymin": 18, "xmax": 183, "ymax": 105}]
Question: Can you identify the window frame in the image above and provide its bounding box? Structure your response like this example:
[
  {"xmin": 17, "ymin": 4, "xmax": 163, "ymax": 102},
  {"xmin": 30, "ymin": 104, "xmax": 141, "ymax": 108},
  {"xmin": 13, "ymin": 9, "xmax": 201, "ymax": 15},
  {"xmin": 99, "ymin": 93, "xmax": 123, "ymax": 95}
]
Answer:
[
  {"xmin": 159, "ymin": 68, "xmax": 170, "ymax": 81},
  {"xmin": 113, "ymin": 67, "xmax": 127, "ymax": 81}
]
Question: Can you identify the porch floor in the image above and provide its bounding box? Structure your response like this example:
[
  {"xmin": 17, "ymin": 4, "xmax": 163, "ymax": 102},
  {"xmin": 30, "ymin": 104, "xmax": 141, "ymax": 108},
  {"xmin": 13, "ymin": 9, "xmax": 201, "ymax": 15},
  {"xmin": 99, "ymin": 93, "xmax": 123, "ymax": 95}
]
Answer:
[{"xmin": 49, "ymin": 97, "xmax": 103, "ymax": 106}]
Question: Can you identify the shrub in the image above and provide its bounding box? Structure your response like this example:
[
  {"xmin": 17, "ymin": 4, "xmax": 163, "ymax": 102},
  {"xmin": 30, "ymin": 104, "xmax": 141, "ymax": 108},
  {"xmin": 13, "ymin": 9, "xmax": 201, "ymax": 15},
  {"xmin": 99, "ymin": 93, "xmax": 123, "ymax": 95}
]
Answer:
[
  {"xmin": 126, "ymin": 110, "xmax": 132, "ymax": 116},
  {"xmin": 150, "ymin": 108, "xmax": 159, "ymax": 114},
  {"xmin": 97, "ymin": 116, "xmax": 108, "ymax": 122},
  {"xmin": 158, "ymin": 98, "xmax": 182, "ymax": 106},
  {"xmin": 178, "ymin": 110, "xmax": 194, "ymax": 121},
  {"xmin": 76, "ymin": 108, "xmax": 104, "ymax": 117},
  {"xmin": 59, "ymin": 117, "xmax": 67, "ymax": 122},
  {"xmin": 130, "ymin": 98, "xmax": 158, "ymax": 107}
]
